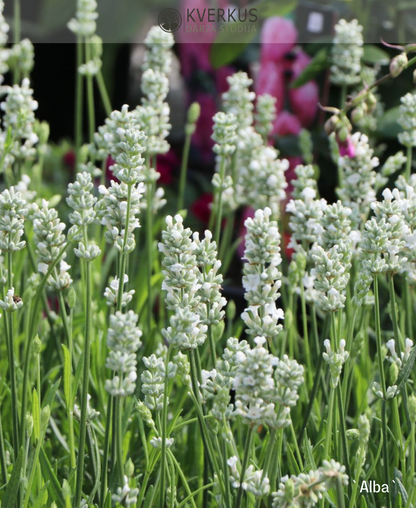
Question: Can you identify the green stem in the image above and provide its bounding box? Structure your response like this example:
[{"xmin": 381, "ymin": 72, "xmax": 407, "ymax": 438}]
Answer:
[
  {"xmin": 214, "ymin": 157, "xmax": 226, "ymax": 246},
  {"xmin": 349, "ymin": 445, "xmax": 365, "ymax": 508},
  {"xmin": 115, "ymin": 395, "xmax": 124, "ymax": 483},
  {"xmin": 95, "ymin": 70, "xmax": 112, "ymax": 117},
  {"xmin": 324, "ymin": 389, "xmax": 335, "ymax": 461},
  {"xmin": 178, "ymin": 131, "xmax": 191, "ymax": 211},
  {"xmin": 406, "ymin": 146, "xmax": 413, "ymax": 182},
  {"xmin": 146, "ymin": 180, "xmax": 154, "ymax": 335},
  {"xmin": 74, "ymin": 259, "xmax": 93, "ymax": 508},
  {"xmin": 99, "ymin": 394, "xmax": 113, "ymax": 508},
  {"xmin": 374, "ymin": 275, "xmax": 391, "ymax": 508},
  {"xmin": 13, "ymin": 0, "xmax": 20, "ymax": 83},
  {"xmin": 75, "ymin": 38, "xmax": 84, "ymax": 170},
  {"xmin": 235, "ymin": 426, "xmax": 254, "ymax": 508},
  {"xmin": 300, "ymin": 283, "xmax": 312, "ymax": 388},
  {"xmin": 159, "ymin": 346, "xmax": 172, "ymax": 508},
  {"xmin": 85, "ymin": 43, "xmax": 95, "ymax": 145},
  {"xmin": 0, "ymin": 407, "xmax": 7, "ymax": 484},
  {"xmin": 389, "ymin": 274, "xmax": 403, "ymax": 351}
]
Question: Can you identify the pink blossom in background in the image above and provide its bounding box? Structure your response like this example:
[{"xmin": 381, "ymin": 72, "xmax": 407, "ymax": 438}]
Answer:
[
  {"xmin": 288, "ymin": 81, "xmax": 319, "ymax": 127},
  {"xmin": 273, "ymin": 111, "xmax": 302, "ymax": 137},
  {"xmin": 191, "ymin": 192, "xmax": 213, "ymax": 225},
  {"xmin": 256, "ymin": 61, "xmax": 285, "ymax": 112},
  {"xmin": 178, "ymin": 43, "xmax": 213, "ymax": 79},
  {"xmin": 216, "ymin": 66, "xmax": 236, "ymax": 94},
  {"xmin": 338, "ymin": 137, "xmax": 356, "ymax": 158},
  {"xmin": 260, "ymin": 17, "xmax": 298, "ymax": 64},
  {"xmin": 192, "ymin": 93, "xmax": 217, "ymax": 162},
  {"xmin": 63, "ymin": 150, "xmax": 75, "ymax": 171},
  {"xmin": 157, "ymin": 150, "xmax": 179, "ymax": 186}
]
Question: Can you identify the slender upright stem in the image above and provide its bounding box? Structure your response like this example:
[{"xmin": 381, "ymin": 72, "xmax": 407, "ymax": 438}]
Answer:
[
  {"xmin": 96, "ymin": 70, "xmax": 112, "ymax": 117},
  {"xmin": 406, "ymin": 146, "xmax": 413, "ymax": 182},
  {"xmin": 115, "ymin": 395, "xmax": 124, "ymax": 483},
  {"xmin": 99, "ymin": 394, "xmax": 113, "ymax": 508},
  {"xmin": 373, "ymin": 275, "xmax": 391, "ymax": 508},
  {"xmin": 178, "ymin": 132, "xmax": 192, "ymax": 211},
  {"xmin": 213, "ymin": 157, "xmax": 226, "ymax": 246},
  {"xmin": 74, "ymin": 259, "xmax": 93, "ymax": 507},
  {"xmin": 85, "ymin": 43, "xmax": 95, "ymax": 145},
  {"xmin": 13, "ymin": 0, "xmax": 21, "ymax": 84},
  {"xmin": 323, "ymin": 388, "xmax": 335, "ymax": 460},
  {"xmin": 300, "ymin": 283, "xmax": 312, "ymax": 388},
  {"xmin": 146, "ymin": 180, "xmax": 154, "ymax": 335},
  {"xmin": 159, "ymin": 346, "xmax": 172, "ymax": 508},
  {"xmin": 235, "ymin": 426, "xmax": 254, "ymax": 508},
  {"xmin": 75, "ymin": 38, "xmax": 84, "ymax": 170}
]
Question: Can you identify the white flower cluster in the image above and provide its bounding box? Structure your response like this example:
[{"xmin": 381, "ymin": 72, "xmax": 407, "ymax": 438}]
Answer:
[
  {"xmin": 361, "ymin": 188, "xmax": 408, "ymax": 275},
  {"xmin": 223, "ymin": 71, "xmax": 255, "ymax": 128},
  {"xmin": 78, "ymin": 35, "xmax": 102, "ymax": 77},
  {"xmin": 32, "ymin": 200, "xmax": 71, "ymax": 291},
  {"xmin": 311, "ymin": 244, "xmax": 350, "ymax": 312},
  {"xmin": 112, "ymin": 475, "xmax": 138, "ymax": 507},
  {"xmin": 398, "ymin": 93, "xmax": 416, "ymax": 148},
  {"xmin": 233, "ymin": 336, "xmax": 303, "ymax": 428},
  {"xmin": 201, "ymin": 337, "xmax": 250, "ymax": 422},
  {"xmin": 212, "ymin": 111, "xmax": 238, "ymax": 157},
  {"xmin": 141, "ymin": 351, "xmax": 176, "ymax": 411},
  {"xmin": 192, "ymin": 230, "xmax": 226, "ymax": 326},
  {"xmin": 241, "ymin": 208, "xmax": 284, "ymax": 341},
  {"xmin": 142, "ymin": 26, "xmax": 174, "ymax": 75},
  {"xmin": 335, "ymin": 132, "xmax": 379, "ymax": 228},
  {"xmin": 0, "ymin": 186, "xmax": 27, "ymax": 252},
  {"xmin": 97, "ymin": 179, "xmax": 144, "ymax": 253},
  {"xmin": 237, "ymin": 130, "xmax": 288, "ymax": 217},
  {"xmin": 0, "ymin": 288, "xmax": 23, "ymax": 313},
  {"xmin": 323, "ymin": 339, "xmax": 349, "ymax": 388},
  {"xmin": 67, "ymin": 171, "xmax": 101, "ymax": 260},
  {"xmin": 104, "ymin": 274, "xmax": 135, "ymax": 308},
  {"xmin": 272, "ymin": 460, "xmax": 348, "ymax": 508},
  {"xmin": 330, "ymin": 19, "xmax": 363, "ymax": 86},
  {"xmin": 386, "ymin": 338, "xmax": 413, "ymax": 368},
  {"xmin": 8, "ymin": 39, "xmax": 34, "ymax": 78},
  {"xmin": 292, "ymin": 164, "xmax": 317, "ymax": 200},
  {"xmin": 68, "ymin": 0, "xmax": 98, "ymax": 37},
  {"xmin": 0, "ymin": 78, "xmax": 39, "ymax": 162},
  {"xmin": 382, "ymin": 151, "xmax": 407, "ymax": 177},
  {"xmin": 255, "ymin": 94, "xmax": 277, "ymax": 140},
  {"xmin": 159, "ymin": 215, "xmax": 207, "ymax": 350},
  {"xmin": 105, "ymin": 311, "xmax": 142, "ymax": 397},
  {"xmin": 227, "ymin": 455, "xmax": 270, "ymax": 498}
]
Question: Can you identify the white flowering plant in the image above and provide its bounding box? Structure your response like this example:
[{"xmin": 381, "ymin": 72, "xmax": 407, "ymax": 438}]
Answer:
[{"xmin": 1, "ymin": 6, "xmax": 416, "ymax": 508}]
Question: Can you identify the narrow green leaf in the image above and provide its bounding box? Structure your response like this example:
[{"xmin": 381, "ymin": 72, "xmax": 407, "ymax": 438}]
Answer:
[
  {"xmin": 3, "ymin": 447, "xmax": 23, "ymax": 508},
  {"xmin": 291, "ymin": 48, "xmax": 329, "ymax": 88},
  {"xmin": 363, "ymin": 45, "xmax": 390, "ymax": 64},
  {"xmin": 302, "ymin": 432, "xmax": 317, "ymax": 470},
  {"xmin": 72, "ymin": 352, "xmax": 84, "ymax": 406},
  {"xmin": 42, "ymin": 378, "xmax": 61, "ymax": 410},
  {"xmin": 39, "ymin": 448, "xmax": 66, "ymax": 508},
  {"xmin": 396, "ymin": 345, "xmax": 416, "ymax": 391},
  {"xmin": 61, "ymin": 344, "xmax": 71, "ymax": 408},
  {"xmin": 32, "ymin": 483, "xmax": 49, "ymax": 508},
  {"xmin": 32, "ymin": 388, "xmax": 40, "ymax": 442}
]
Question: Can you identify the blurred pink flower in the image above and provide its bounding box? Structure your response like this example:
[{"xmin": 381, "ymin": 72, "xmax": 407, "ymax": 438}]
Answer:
[
  {"xmin": 255, "ymin": 61, "xmax": 285, "ymax": 112},
  {"xmin": 191, "ymin": 193, "xmax": 213, "ymax": 225},
  {"xmin": 192, "ymin": 93, "xmax": 217, "ymax": 162},
  {"xmin": 260, "ymin": 17, "xmax": 298, "ymax": 64},
  {"xmin": 273, "ymin": 111, "xmax": 302, "ymax": 137},
  {"xmin": 338, "ymin": 137, "xmax": 356, "ymax": 158},
  {"xmin": 289, "ymin": 81, "xmax": 319, "ymax": 127},
  {"xmin": 157, "ymin": 150, "xmax": 179, "ymax": 185},
  {"xmin": 178, "ymin": 43, "xmax": 212, "ymax": 79},
  {"xmin": 216, "ymin": 66, "xmax": 236, "ymax": 94}
]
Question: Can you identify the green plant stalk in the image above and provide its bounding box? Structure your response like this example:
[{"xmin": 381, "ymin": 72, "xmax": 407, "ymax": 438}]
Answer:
[
  {"xmin": 213, "ymin": 157, "xmax": 226, "ymax": 247},
  {"xmin": 335, "ymin": 477, "xmax": 346, "ymax": 508},
  {"xmin": 159, "ymin": 345, "xmax": 172, "ymax": 508},
  {"xmin": 410, "ymin": 421, "xmax": 415, "ymax": 486},
  {"xmin": 168, "ymin": 449, "xmax": 198, "ymax": 508},
  {"xmin": 75, "ymin": 38, "xmax": 84, "ymax": 170},
  {"xmin": 188, "ymin": 350, "xmax": 228, "ymax": 503},
  {"xmin": 74, "ymin": 258, "xmax": 93, "ymax": 508},
  {"xmin": 255, "ymin": 429, "xmax": 277, "ymax": 508},
  {"xmin": 349, "ymin": 444, "xmax": 365, "ymax": 508},
  {"xmin": 374, "ymin": 275, "xmax": 391, "ymax": 508},
  {"xmin": 20, "ymin": 243, "xmax": 69, "ymax": 449},
  {"xmin": 146, "ymin": 179, "xmax": 154, "ymax": 336},
  {"xmin": 406, "ymin": 146, "xmax": 413, "ymax": 182},
  {"xmin": 389, "ymin": 274, "xmax": 403, "ymax": 351},
  {"xmin": 0, "ymin": 407, "xmax": 7, "ymax": 484},
  {"xmin": 323, "ymin": 388, "xmax": 335, "ymax": 461},
  {"xmin": 235, "ymin": 425, "xmax": 254, "ymax": 508},
  {"xmin": 207, "ymin": 316, "xmax": 216, "ymax": 368},
  {"xmin": 85, "ymin": 43, "xmax": 95, "ymax": 145},
  {"xmin": 300, "ymin": 283, "xmax": 312, "ymax": 388},
  {"xmin": 96, "ymin": 70, "xmax": 112, "ymax": 117},
  {"xmin": 178, "ymin": 129, "xmax": 192, "ymax": 211},
  {"xmin": 7, "ymin": 252, "xmax": 20, "ymax": 457},
  {"xmin": 99, "ymin": 394, "xmax": 113, "ymax": 508},
  {"xmin": 23, "ymin": 432, "xmax": 47, "ymax": 508},
  {"xmin": 115, "ymin": 395, "xmax": 124, "ymax": 483}
]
